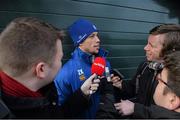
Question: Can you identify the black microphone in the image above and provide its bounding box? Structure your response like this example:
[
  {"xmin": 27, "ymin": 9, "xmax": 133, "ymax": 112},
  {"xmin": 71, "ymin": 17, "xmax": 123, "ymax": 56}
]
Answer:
[
  {"xmin": 146, "ymin": 61, "xmax": 164, "ymax": 106},
  {"xmin": 148, "ymin": 61, "xmax": 164, "ymax": 71}
]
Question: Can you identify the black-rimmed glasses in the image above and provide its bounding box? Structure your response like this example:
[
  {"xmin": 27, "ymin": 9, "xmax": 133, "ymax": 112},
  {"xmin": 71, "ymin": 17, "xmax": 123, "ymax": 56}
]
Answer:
[{"xmin": 156, "ymin": 77, "xmax": 171, "ymax": 90}]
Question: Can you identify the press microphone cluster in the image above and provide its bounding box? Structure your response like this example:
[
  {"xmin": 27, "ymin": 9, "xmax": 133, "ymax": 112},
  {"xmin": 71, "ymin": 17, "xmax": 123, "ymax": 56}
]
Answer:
[{"xmin": 90, "ymin": 57, "xmax": 106, "ymax": 94}]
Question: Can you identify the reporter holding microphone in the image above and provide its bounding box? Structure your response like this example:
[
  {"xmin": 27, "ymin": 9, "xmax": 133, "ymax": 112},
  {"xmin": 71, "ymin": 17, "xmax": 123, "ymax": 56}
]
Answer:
[{"xmin": 81, "ymin": 73, "xmax": 100, "ymax": 96}]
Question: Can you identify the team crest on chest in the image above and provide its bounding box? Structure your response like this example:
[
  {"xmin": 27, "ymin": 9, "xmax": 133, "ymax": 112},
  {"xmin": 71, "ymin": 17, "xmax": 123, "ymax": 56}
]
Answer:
[{"xmin": 77, "ymin": 69, "xmax": 86, "ymax": 81}]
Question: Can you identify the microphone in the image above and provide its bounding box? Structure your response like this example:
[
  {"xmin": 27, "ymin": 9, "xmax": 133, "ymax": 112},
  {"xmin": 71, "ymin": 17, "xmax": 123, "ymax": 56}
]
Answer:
[
  {"xmin": 91, "ymin": 57, "xmax": 106, "ymax": 76},
  {"xmin": 90, "ymin": 57, "xmax": 106, "ymax": 94},
  {"xmin": 105, "ymin": 67, "xmax": 111, "ymax": 82},
  {"xmin": 147, "ymin": 61, "xmax": 164, "ymax": 106}
]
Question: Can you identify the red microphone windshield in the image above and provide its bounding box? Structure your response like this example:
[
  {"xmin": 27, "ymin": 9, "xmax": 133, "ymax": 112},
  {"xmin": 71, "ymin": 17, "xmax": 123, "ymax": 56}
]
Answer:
[{"xmin": 91, "ymin": 57, "xmax": 106, "ymax": 76}]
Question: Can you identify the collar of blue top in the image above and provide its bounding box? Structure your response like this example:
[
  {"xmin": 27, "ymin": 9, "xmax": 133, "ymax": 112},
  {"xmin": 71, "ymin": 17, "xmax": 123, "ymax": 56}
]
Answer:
[{"xmin": 71, "ymin": 47, "xmax": 108, "ymax": 64}]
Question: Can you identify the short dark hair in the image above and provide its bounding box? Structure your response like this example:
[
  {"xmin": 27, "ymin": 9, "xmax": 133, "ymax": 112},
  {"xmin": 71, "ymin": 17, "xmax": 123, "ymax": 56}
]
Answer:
[
  {"xmin": 163, "ymin": 51, "xmax": 180, "ymax": 97},
  {"xmin": 0, "ymin": 17, "xmax": 63, "ymax": 77},
  {"xmin": 149, "ymin": 24, "xmax": 180, "ymax": 57}
]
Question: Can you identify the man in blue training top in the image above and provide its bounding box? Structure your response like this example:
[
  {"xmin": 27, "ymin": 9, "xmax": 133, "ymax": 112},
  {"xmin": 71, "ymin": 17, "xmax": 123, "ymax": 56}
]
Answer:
[{"xmin": 54, "ymin": 18, "xmax": 118, "ymax": 118}]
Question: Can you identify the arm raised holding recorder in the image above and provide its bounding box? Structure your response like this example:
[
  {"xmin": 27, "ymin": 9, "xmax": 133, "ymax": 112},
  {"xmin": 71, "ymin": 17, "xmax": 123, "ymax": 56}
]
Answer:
[{"xmin": 111, "ymin": 69, "xmax": 124, "ymax": 89}]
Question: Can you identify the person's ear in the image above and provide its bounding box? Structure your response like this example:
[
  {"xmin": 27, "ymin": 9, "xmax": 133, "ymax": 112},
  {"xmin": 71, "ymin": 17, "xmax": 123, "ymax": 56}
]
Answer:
[
  {"xmin": 35, "ymin": 62, "xmax": 47, "ymax": 79},
  {"xmin": 168, "ymin": 94, "xmax": 180, "ymax": 110}
]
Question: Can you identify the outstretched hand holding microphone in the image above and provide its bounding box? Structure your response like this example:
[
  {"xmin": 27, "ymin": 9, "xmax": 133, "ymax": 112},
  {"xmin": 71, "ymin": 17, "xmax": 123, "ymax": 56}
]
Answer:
[{"xmin": 80, "ymin": 57, "xmax": 106, "ymax": 95}]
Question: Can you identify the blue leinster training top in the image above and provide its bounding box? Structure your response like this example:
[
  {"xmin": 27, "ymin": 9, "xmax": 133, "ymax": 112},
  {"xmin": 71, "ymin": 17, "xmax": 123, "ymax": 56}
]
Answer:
[{"xmin": 54, "ymin": 47, "xmax": 111, "ymax": 118}]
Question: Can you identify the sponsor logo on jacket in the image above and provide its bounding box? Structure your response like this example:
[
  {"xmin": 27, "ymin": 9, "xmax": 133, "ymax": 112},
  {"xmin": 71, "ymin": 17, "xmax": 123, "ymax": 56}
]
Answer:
[{"xmin": 77, "ymin": 69, "xmax": 86, "ymax": 81}]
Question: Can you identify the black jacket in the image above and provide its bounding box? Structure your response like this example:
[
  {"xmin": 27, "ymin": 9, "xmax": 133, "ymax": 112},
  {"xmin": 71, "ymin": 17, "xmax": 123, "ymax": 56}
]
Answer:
[
  {"xmin": 96, "ymin": 78, "xmax": 119, "ymax": 118},
  {"xmin": 134, "ymin": 103, "xmax": 180, "ymax": 118},
  {"xmin": 96, "ymin": 61, "xmax": 157, "ymax": 119},
  {"xmin": 0, "ymin": 98, "xmax": 14, "ymax": 118},
  {"xmin": 1, "ymin": 82, "xmax": 90, "ymax": 118},
  {"xmin": 115, "ymin": 61, "xmax": 180, "ymax": 118},
  {"xmin": 0, "ymin": 81, "xmax": 14, "ymax": 119},
  {"xmin": 119, "ymin": 61, "xmax": 158, "ymax": 106}
]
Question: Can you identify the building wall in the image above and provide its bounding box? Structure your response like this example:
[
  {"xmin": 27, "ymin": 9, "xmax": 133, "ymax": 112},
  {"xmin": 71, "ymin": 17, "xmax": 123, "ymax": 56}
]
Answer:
[{"xmin": 0, "ymin": 0, "xmax": 179, "ymax": 80}]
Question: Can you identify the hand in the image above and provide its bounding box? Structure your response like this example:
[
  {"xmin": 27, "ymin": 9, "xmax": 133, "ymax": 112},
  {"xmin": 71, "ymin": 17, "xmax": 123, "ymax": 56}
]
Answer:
[
  {"xmin": 114, "ymin": 100, "xmax": 135, "ymax": 116},
  {"xmin": 80, "ymin": 74, "xmax": 100, "ymax": 95},
  {"xmin": 111, "ymin": 74, "xmax": 122, "ymax": 89}
]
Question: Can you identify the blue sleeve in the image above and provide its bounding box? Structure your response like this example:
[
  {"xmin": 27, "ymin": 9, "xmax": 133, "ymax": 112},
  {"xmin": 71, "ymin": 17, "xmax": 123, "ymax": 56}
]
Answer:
[{"xmin": 54, "ymin": 63, "xmax": 73, "ymax": 105}]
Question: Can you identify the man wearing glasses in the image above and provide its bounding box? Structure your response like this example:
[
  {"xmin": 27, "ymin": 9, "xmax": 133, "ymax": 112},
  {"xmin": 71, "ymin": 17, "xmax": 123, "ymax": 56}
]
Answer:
[{"xmin": 153, "ymin": 51, "xmax": 180, "ymax": 118}]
